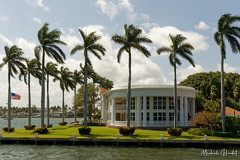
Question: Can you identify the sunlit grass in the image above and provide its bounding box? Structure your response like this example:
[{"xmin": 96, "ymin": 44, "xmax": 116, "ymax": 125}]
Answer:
[{"xmin": 0, "ymin": 125, "xmax": 239, "ymax": 140}]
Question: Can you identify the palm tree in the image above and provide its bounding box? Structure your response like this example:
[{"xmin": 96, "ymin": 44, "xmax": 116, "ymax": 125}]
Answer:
[
  {"xmin": 157, "ymin": 34, "xmax": 195, "ymax": 128},
  {"xmin": 45, "ymin": 62, "xmax": 59, "ymax": 125},
  {"xmin": 72, "ymin": 69, "xmax": 84, "ymax": 122},
  {"xmin": 0, "ymin": 45, "xmax": 26, "ymax": 128},
  {"xmin": 53, "ymin": 66, "xmax": 74, "ymax": 122},
  {"xmin": 214, "ymin": 14, "xmax": 240, "ymax": 132},
  {"xmin": 19, "ymin": 58, "xmax": 41, "ymax": 126},
  {"xmin": 70, "ymin": 29, "xmax": 106, "ymax": 127},
  {"xmin": 35, "ymin": 23, "xmax": 66, "ymax": 127},
  {"xmin": 112, "ymin": 24, "xmax": 152, "ymax": 127}
]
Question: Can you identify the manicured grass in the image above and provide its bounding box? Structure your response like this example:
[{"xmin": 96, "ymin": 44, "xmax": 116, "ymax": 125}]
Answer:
[{"xmin": 1, "ymin": 125, "xmax": 239, "ymax": 140}]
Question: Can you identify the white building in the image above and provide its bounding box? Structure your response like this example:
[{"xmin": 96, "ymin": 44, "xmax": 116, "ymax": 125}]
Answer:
[{"xmin": 100, "ymin": 85, "xmax": 197, "ymax": 127}]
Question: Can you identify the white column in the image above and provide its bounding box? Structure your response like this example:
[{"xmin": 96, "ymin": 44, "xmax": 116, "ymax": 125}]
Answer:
[
  {"xmin": 180, "ymin": 96, "xmax": 183, "ymax": 126},
  {"xmin": 143, "ymin": 96, "xmax": 147, "ymax": 127},
  {"xmin": 184, "ymin": 97, "xmax": 188, "ymax": 126},
  {"xmin": 137, "ymin": 96, "xmax": 141, "ymax": 127},
  {"xmin": 191, "ymin": 99, "xmax": 195, "ymax": 119},
  {"xmin": 111, "ymin": 98, "xmax": 115, "ymax": 125},
  {"xmin": 166, "ymin": 97, "xmax": 169, "ymax": 126}
]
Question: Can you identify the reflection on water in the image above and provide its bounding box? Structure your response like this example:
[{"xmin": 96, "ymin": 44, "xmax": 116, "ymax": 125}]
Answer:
[{"xmin": 0, "ymin": 145, "xmax": 238, "ymax": 160}]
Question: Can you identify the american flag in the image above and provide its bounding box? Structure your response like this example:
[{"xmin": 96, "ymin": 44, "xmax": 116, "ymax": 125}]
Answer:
[{"xmin": 11, "ymin": 93, "xmax": 21, "ymax": 100}]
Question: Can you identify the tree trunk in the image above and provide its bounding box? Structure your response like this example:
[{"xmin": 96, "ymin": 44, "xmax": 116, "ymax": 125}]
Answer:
[
  {"xmin": 41, "ymin": 50, "xmax": 45, "ymax": 128},
  {"xmin": 74, "ymin": 87, "xmax": 77, "ymax": 122},
  {"xmin": 127, "ymin": 49, "xmax": 131, "ymax": 127},
  {"xmin": 28, "ymin": 72, "xmax": 31, "ymax": 126},
  {"xmin": 220, "ymin": 45, "xmax": 226, "ymax": 132},
  {"xmin": 62, "ymin": 89, "xmax": 65, "ymax": 122},
  {"xmin": 7, "ymin": 66, "xmax": 11, "ymax": 128},
  {"xmin": 47, "ymin": 74, "xmax": 50, "ymax": 125},
  {"xmin": 83, "ymin": 52, "xmax": 88, "ymax": 127},
  {"xmin": 173, "ymin": 63, "xmax": 177, "ymax": 129}
]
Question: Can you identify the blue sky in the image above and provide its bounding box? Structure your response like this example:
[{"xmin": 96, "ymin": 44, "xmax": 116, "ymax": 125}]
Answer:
[{"xmin": 0, "ymin": 0, "xmax": 240, "ymax": 108}]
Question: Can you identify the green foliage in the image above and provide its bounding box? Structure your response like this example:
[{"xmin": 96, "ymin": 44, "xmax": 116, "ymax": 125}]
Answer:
[
  {"xmin": 59, "ymin": 122, "xmax": 68, "ymax": 126},
  {"xmin": 75, "ymin": 83, "xmax": 101, "ymax": 123},
  {"xmin": 24, "ymin": 125, "xmax": 36, "ymax": 130},
  {"xmin": 213, "ymin": 132, "xmax": 235, "ymax": 137},
  {"xmin": 167, "ymin": 128, "xmax": 182, "ymax": 136},
  {"xmin": 179, "ymin": 71, "xmax": 240, "ymax": 112},
  {"xmin": 2, "ymin": 127, "xmax": 15, "ymax": 132},
  {"xmin": 188, "ymin": 128, "xmax": 212, "ymax": 136},
  {"xmin": 78, "ymin": 127, "xmax": 92, "ymax": 135},
  {"xmin": 34, "ymin": 127, "xmax": 48, "ymax": 134},
  {"xmin": 225, "ymin": 116, "xmax": 240, "ymax": 134},
  {"xmin": 119, "ymin": 127, "xmax": 135, "ymax": 136}
]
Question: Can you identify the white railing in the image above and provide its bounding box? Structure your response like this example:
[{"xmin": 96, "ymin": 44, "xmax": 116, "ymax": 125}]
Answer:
[{"xmin": 116, "ymin": 105, "xmax": 126, "ymax": 110}]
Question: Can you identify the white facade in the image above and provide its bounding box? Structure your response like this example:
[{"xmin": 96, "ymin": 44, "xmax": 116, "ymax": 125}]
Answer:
[{"xmin": 100, "ymin": 85, "xmax": 197, "ymax": 127}]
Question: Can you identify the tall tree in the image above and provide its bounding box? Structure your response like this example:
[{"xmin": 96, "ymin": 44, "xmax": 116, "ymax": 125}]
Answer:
[
  {"xmin": 19, "ymin": 58, "xmax": 41, "ymax": 126},
  {"xmin": 75, "ymin": 83, "xmax": 100, "ymax": 123},
  {"xmin": 0, "ymin": 45, "xmax": 26, "ymax": 128},
  {"xmin": 157, "ymin": 34, "xmax": 195, "ymax": 128},
  {"xmin": 72, "ymin": 69, "xmax": 84, "ymax": 122},
  {"xmin": 45, "ymin": 62, "xmax": 59, "ymax": 125},
  {"xmin": 112, "ymin": 24, "xmax": 152, "ymax": 127},
  {"xmin": 53, "ymin": 66, "xmax": 74, "ymax": 122},
  {"xmin": 35, "ymin": 23, "xmax": 66, "ymax": 127},
  {"xmin": 214, "ymin": 14, "xmax": 240, "ymax": 131},
  {"xmin": 70, "ymin": 29, "xmax": 106, "ymax": 127}
]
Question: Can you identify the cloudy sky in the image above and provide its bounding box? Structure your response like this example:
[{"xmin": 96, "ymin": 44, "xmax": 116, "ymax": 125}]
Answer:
[{"xmin": 0, "ymin": 0, "xmax": 240, "ymax": 108}]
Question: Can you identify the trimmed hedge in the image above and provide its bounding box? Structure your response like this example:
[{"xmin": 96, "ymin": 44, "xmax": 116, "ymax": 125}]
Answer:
[
  {"xmin": 34, "ymin": 127, "xmax": 48, "ymax": 134},
  {"xmin": 78, "ymin": 127, "xmax": 92, "ymax": 135},
  {"xmin": 119, "ymin": 127, "xmax": 135, "ymax": 136},
  {"xmin": 24, "ymin": 125, "xmax": 36, "ymax": 130},
  {"xmin": 188, "ymin": 127, "xmax": 212, "ymax": 136},
  {"xmin": 2, "ymin": 127, "xmax": 15, "ymax": 132},
  {"xmin": 59, "ymin": 122, "xmax": 68, "ymax": 126},
  {"xmin": 213, "ymin": 131, "xmax": 235, "ymax": 138},
  {"xmin": 167, "ymin": 128, "xmax": 182, "ymax": 136}
]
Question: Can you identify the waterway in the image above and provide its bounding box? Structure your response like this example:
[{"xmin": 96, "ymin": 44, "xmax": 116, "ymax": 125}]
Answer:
[
  {"xmin": 0, "ymin": 117, "xmax": 81, "ymax": 128},
  {"xmin": 0, "ymin": 145, "xmax": 238, "ymax": 160}
]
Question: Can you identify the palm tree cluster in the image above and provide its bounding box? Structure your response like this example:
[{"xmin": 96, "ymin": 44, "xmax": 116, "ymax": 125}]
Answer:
[{"xmin": 0, "ymin": 13, "xmax": 239, "ymax": 131}]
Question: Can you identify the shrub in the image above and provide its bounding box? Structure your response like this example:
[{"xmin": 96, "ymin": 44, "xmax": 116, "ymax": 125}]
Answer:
[
  {"xmin": 24, "ymin": 125, "xmax": 36, "ymax": 130},
  {"xmin": 213, "ymin": 131, "xmax": 235, "ymax": 138},
  {"xmin": 46, "ymin": 124, "xmax": 53, "ymax": 128},
  {"xmin": 192, "ymin": 111, "xmax": 221, "ymax": 131},
  {"xmin": 225, "ymin": 116, "xmax": 240, "ymax": 135},
  {"xmin": 2, "ymin": 127, "xmax": 15, "ymax": 132},
  {"xmin": 34, "ymin": 127, "xmax": 48, "ymax": 134},
  {"xmin": 59, "ymin": 122, "xmax": 68, "ymax": 126},
  {"xmin": 78, "ymin": 127, "xmax": 91, "ymax": 135},
  {"xmin": 188, "ymin": 127, "xmax": 212, "ymax": 136},
  {"xmin": 119, "ymin": 127, "xmax": 135, "ymax": 136},
  {"xmin": 167, "ymin": 128, "xmax": 182, "ymax": 136}
]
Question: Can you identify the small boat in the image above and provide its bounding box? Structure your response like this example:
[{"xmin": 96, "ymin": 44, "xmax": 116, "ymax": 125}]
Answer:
[{"xmin": 32, "ymin": 114, "xmax": 41, "ymax": 118}]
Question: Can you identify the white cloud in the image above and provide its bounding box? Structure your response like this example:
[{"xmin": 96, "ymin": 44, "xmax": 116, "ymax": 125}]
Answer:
[
  {"xmin": 24, "ymin": 0, "xmax": 50, "ymax": 11},
  {"xmin": 217, "ymin": 63, "xmax": 239, "ymax": 73},
  {"xmin": 96, "ymin": 0, "xmax": 133, "ymax": 20},
  {"xmin": 33, "ymin": 17, "xmax": 42, "ymax": 24},
  {"xmin": 147, "ymin": 26, "xmax": 209, "ymax": 53},
  {"xmin": 195, "ymin": 21, "xmax": 210, "ymax": 30},
  {"xmin": 0, "ymin": 34, "xmax": 13, "ymax": 46},
  {"xmin": 15, "ymin": 38, "xmax": 36, "ymax": 58},
  {"xmin": 172, "ymin": 64, "xmax": 205, "ymax": 82},
  {"xmin": 0, "ymin": 15, "xmax": 9, "ymax": 23}
]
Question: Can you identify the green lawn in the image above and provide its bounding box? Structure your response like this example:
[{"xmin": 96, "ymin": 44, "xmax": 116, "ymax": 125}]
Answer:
[{"xmin": 1, "ymin": 125, "xmax": 239, "ymax": 140}]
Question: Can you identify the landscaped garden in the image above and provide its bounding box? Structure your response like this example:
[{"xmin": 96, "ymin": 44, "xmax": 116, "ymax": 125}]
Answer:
[{"xmin": 1, "ymin": 125, "xmax": 240, "ymax": 140}]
